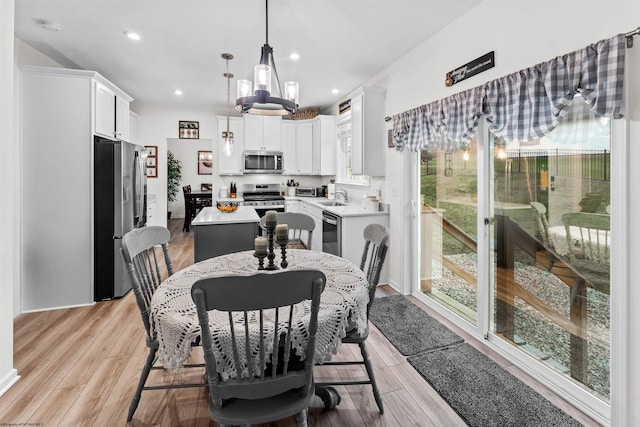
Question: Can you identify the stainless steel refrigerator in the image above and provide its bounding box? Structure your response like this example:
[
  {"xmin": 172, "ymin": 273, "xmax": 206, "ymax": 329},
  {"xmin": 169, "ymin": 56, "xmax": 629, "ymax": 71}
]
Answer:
[{"xmin": 94, "ymin": 136, "xmax": 147, "ymax": 301}]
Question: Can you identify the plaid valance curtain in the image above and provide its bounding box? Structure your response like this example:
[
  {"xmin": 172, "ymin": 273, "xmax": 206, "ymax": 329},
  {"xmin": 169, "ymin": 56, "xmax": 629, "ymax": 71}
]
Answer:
[{"xmin": 393, "ymin": 34, "xmax": 626, "ymax": 152}]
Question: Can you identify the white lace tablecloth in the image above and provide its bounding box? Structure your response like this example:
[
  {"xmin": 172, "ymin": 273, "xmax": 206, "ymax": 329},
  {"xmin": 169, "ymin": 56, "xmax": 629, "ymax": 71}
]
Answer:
[{"xmin": 150, "ymin": 249, "xmax": 369, "ymax": 377}]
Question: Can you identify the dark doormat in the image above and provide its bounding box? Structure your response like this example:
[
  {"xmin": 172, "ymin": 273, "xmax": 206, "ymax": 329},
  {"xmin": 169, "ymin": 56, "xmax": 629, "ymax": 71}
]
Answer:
[
  {"xmin": 408, "ymin": 343, "xmax": 581, "ymax": 427},
  {"xmin": 369, "ymin": 295, "xmax": 464, "ymax": 355}
]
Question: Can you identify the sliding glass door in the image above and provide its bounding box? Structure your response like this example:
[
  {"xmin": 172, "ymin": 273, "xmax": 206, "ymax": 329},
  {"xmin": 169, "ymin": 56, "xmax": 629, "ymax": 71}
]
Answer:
[
  {"xmin": 490, "ymin": 100, "xmax": 611, "ymax": 402},
  {"xmin": 419, "ymin": 137, "xmax": 479, "ymax": 326},
  {"xmin": 417, "ymin": 99, "xmax": 611, "ymax": 403}
]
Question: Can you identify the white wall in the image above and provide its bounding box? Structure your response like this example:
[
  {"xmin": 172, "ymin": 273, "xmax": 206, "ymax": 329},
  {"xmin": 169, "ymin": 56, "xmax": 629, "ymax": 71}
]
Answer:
[
  {"xmin": 167, "ymin": 137, "xmax": 214, "ymax": 218},
  {"xmin": 0, "ymin": 0, "xmax": 18, "ymax": 396},
  {"xmin": 360, "ymin": 0, "xmax": 639, "ymax": 424},
  {"xmin": 132, "ymin": 102, "xmax": 218, "ymax": 226},
  {"xmin": 12, "ymin": 38, "xmax": 64, "ymax": 316}
]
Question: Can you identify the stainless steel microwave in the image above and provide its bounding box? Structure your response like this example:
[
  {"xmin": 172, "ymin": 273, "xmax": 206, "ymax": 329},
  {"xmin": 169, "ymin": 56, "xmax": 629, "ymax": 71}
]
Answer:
[{"xmin": 243, "ymin": 151, "xmax": 283, "ymax": 174}]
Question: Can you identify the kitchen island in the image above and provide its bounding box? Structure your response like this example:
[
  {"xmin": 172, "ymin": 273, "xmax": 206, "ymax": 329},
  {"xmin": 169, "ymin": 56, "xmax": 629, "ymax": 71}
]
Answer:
[{"xmin": 191, "ymin": 206, "xmax": 260, "ymax": 262}]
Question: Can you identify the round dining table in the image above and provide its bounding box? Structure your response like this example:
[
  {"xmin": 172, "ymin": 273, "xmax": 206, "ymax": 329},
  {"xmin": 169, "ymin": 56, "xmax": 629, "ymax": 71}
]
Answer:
[{"xmin": 150, "ymin": 249, "xmax": 370, "ymax": 378}]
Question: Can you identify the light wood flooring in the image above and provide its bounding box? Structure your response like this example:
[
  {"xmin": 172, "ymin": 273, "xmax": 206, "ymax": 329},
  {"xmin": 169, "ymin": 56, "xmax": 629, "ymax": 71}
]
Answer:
[{"xmin": 0, "ymin": 219, "xmax": 600, "ymax": 426}]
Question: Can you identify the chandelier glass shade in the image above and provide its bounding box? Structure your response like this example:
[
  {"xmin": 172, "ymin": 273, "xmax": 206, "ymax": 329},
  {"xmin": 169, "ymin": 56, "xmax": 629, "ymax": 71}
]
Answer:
[{"xmin": 235, "ymin": 0, "xmax": 299, "ymax": 116}]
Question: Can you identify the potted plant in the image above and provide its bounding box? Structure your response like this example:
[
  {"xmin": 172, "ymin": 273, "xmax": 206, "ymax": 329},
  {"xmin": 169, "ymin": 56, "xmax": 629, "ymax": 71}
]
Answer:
[{"xmin": 167, "ymin": 150, "xmax": 182, "ymax": 220}]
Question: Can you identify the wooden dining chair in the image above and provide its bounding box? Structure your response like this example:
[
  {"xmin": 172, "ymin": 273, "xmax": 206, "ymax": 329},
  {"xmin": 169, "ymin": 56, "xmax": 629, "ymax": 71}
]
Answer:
[
  {"xmin": 120, "ymin": 226, "xmax": 205, "ymax": 422},
  {"xmin": 531, "ymin": 202, "xmax": 552, "ymax": 249},
  {"xmin": 260, "ymin": 212, "xmax": 315, "ymax": 249},
  {"xmin": 316, "ymin": 223, "xmax": 389, "ymax": 413},
  {"xmin": 191, "ymin": 269, "xmax": 326, "ymax": 427}
]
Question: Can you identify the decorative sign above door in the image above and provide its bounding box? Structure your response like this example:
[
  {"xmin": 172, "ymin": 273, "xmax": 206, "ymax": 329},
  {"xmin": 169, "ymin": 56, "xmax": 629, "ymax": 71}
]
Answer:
[{"xmin": 445, "ymin": 51, "xmax": 495, "ymax": 87}]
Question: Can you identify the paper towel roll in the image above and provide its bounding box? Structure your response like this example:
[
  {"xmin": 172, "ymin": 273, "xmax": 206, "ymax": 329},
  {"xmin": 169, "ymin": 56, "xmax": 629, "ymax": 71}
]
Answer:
[{"xmin": 327, "ymin": 183, "xmax": 336, "ymax": 200}]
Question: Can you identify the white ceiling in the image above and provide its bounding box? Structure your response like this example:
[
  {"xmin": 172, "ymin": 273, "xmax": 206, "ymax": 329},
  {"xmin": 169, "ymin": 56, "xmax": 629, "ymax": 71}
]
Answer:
[{"xmin": 14, "ymin": 0, "xmax": 481, "ymax": 115}]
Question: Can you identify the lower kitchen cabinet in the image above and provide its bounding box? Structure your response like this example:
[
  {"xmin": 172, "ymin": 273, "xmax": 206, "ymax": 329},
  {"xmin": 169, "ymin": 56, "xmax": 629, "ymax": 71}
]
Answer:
[
  {"xmin": 300, "ymin": 202, "xmax": 323, "ymax": 251},
  {"xmin": 194, "ymin": 222, "xmax": 259, "ymax": 262}
]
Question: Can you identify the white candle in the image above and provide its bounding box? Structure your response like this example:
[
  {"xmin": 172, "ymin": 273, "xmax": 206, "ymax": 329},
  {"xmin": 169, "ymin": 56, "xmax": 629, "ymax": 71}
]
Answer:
[
  {"xmin": 275, "ymin": 224, "xmax": 289, "ymax": 242},
  {"xmin": 265, "ymin": 210, "xmax": 277, "ymax": 226},
  {"xmin": 254, "ymin": 236, "xmax": 267, "ymax": 255}
]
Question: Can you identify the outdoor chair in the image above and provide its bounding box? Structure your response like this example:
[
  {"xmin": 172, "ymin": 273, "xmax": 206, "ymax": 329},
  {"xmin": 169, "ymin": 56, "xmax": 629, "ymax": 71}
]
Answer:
[
  {"xmin": 531, "ymin": 202, "xmax": 552, "ymax": 249},
  {"xmin": 316, "ymin": 223, "xmax": 389, "ymax": 414},
  {"xmin": 260, "ymin": 212, "xmax": 315, "ymax": 249},
  {"xmin": 191, "ymin": 269, "xmax": 326, "ymax": 427},
  {"xmin": 120, "ymin": 225, "xmax": 205, "ymax": 422},
  {"xmin": 562, "ymin": 212, "xmax": 611, "ymax": 294}
]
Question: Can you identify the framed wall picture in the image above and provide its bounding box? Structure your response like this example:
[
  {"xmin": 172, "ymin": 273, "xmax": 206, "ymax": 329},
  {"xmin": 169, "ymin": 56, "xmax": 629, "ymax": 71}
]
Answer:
[
  {"xmin": 144, "ymin": 145, "xmax": 158, "ymax": 178},
  {"xmin": 179, "ymin": 120, "xmax": 199, "ymax": 139},
  {"xmin": 198, "ymin": 150, "xmax": 213, "ymax": 175}
]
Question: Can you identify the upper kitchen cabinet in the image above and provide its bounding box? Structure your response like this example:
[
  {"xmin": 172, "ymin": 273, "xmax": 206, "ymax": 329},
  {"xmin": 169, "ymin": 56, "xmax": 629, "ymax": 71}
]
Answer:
[
  {"xmin": 217, "ymin": 116, "xmax": 245, "ymax": 175},
  {"xmin": 312, "ymin": 115, "xmax": 336, "ymax": 176},
  {"xmin": 94, "ymin": 81, "xmax": 133, "ymax": 141},
  {"xmin": 244, "ymin": 115, "xmax": 282, "ymax": 151},
  {"xmin": 348, "ymin": 86, "xmax": 386, "ymax": 176},
  {"xmin": 281, "ymin": 120, "xmax": 313, "ymax": 175}
]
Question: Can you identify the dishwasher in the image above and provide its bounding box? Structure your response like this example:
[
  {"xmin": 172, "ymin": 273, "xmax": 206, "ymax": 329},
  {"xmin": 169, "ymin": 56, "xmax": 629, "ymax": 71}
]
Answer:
[{"xmin": 322, "ymin": 211, "xmax": 341, "ymax": 256}]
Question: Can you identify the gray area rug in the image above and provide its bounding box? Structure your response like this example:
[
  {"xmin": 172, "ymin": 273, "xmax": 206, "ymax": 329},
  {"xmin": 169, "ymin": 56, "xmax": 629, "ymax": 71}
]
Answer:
[
  {"xmin": 408, "ymin": 343, "xmax": 581, "ymax": 427},
  {"xmin": 369, "ymin": 295, "xmax": 464, "ymax": 355}
]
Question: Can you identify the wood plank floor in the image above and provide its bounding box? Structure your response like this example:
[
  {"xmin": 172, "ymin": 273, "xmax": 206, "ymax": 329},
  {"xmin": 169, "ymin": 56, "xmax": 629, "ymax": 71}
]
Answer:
[{"xmin": 0, "ymin": 219, "xmax": 600, "ymax": 426}]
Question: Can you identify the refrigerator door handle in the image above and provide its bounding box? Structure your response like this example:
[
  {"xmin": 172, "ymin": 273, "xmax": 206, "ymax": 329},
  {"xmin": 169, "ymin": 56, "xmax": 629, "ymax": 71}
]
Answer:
[{"xmin": 133, "ymin": 151, "xmax": 139, "ymax": 224}]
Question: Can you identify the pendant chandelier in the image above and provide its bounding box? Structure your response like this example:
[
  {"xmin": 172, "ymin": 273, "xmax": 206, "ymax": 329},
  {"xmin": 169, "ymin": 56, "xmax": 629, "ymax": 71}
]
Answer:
[
  {"xmin": 235, "ymin": 0, "xmax": 299, "ymax": 116},
  {"xmin": 222, "ymin": 53, "xmax": 234, "ymax": 157}
]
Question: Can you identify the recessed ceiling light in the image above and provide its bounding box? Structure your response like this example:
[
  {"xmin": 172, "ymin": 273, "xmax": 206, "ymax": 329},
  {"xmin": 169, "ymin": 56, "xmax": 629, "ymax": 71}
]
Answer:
[
  {"xmin": 331, "ymin": 89, "xmax": 339, "ymax": 95},
  {"xmin": 289, "ymin": 52, "xmax": 300, "ymax": 61},
  {"xmin": 125, "ymin": 31, "xmax": 141, "ymax": 41},
  {"xmin": 174, "ymin": 90, "xmax": 183, "ymax": 96}
]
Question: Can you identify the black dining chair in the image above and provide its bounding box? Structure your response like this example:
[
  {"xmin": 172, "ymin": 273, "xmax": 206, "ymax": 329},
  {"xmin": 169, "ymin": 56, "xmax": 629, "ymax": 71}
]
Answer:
[
  {"xmin": 120, "ymin": 225, "xmax": 206, "ymax": 422},
  {"xmin": 316, "ymin": 223, "xmax": 389, "ymax": 413},
  {"xmin": 183, "ymin": 185, "xmax": 208, "ymax": 232},
  {"xmin": 192, "ymin": 269, "xmax": 326, "ymax": 427}
]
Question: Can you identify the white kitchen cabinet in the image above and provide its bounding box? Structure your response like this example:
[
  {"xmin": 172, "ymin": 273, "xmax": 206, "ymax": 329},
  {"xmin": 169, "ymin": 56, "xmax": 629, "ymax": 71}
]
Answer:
[
  {"xmin": 348, "ymin": 87, "xmax": 386, "ymax": 176},
  {"xmin": 312, "ymin": 115, "xmax": 336, "ymax": 176},
  {"xmin": 129, "ymin": 111, "xmax": 139, "ymax": 143},
  {"xmin": 341, "ymin": 213, "xmax": 390, "ymax": 281},
  {"xmin": 244, "ymin": 115, "xmax": 282, "ymax": 151},
  {"xmin": 217, "ymin": 116, "xmax": 245, "ymax": 175},
  {"xmin": 94, "ymin": 81, "xmax": 132, "ymax": 141},
  {"xmin": 300, "ymin": 201, "xmax": 324, "ymax": 251},
  {"xmin": 281, "ymin": 120, "xmax": 313, "ymax": 175},
  {"xmin": 285, "ymin": 199, "xmax": 301, "ymax": 213}
]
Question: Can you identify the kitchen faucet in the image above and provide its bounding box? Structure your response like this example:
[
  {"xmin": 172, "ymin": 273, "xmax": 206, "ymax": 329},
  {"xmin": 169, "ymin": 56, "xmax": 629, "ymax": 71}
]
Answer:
[{"xmin": 335, "ymin": 188, "xmax": 348, "ymax": 203}]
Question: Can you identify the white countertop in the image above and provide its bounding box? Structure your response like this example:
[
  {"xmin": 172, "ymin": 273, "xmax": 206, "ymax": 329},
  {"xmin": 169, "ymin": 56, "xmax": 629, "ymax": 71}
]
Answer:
[
  {"xmin": 286, "ymin": 196, "xmax": 389, "ymax": 218},
  {"xmin": 191, "ymin": 206, "xmax": 259, "ymax": 226}
]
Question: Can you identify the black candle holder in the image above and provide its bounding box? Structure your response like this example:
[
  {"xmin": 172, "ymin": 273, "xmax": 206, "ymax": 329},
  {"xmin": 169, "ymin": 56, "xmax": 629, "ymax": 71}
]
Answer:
[
  {"xmin": 265, "ymin": 223, "xmax": 278, "ymax": 270},
  {"xmin": 278, "ymin": 239, "xmax": 289, "ymax": 269},
  {"xmin": 253, "ymin": 251, "xmax": 266, "ymax": 270}
]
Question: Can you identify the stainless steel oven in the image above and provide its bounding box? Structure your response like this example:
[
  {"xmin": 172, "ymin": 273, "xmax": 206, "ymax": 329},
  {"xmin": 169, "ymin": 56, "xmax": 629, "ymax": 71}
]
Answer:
[
  {"xmin": 322, "ymin": 210, "xmax": 341, "ymax": 256},
  {"xmin": 242, "ymin": 184, "xmax": 285, "ymax": 218}
]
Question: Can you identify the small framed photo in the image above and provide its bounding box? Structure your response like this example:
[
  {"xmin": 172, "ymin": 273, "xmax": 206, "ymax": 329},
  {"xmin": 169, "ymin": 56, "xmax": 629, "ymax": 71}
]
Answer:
[
  {"xmin": 144, "ymin": 145, "xmax": 158, "ymax": 178},
  {"xmin": 179, "ymin": 120, "xmax": 199, "ymax": 139},
  {"xmin": 198, "ymin": 150, "xmax": 213, "ymax": 175}
]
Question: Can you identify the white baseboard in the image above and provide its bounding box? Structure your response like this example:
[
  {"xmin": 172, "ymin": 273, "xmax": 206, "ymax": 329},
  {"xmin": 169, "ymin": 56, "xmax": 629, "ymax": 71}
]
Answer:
[
  {"xmin": 0, "ymin": 369, "xmax": 20, "ymax": 397},
  {"xmin": 21, "ymin": 301, "xmax": 95, "ymax": 314}
]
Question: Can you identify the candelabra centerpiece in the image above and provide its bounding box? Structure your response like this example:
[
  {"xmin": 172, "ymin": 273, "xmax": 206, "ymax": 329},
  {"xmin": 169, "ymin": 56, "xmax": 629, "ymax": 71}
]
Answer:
[{"xmin": 253, "ymin": 210, "xmax": 289, "ymax": 270}]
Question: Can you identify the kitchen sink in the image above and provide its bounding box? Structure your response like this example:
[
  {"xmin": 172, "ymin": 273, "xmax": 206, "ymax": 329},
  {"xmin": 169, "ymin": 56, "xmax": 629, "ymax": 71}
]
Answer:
[{"xmin": 317, "ymin": 201, "xmax": 347, "ymax": 207}]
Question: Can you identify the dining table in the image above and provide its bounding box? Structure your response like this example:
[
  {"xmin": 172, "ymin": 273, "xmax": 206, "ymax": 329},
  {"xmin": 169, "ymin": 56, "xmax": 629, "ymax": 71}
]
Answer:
[{"xmin": 150, "ymin": 249, "xmax": 370, "ymax": 380}]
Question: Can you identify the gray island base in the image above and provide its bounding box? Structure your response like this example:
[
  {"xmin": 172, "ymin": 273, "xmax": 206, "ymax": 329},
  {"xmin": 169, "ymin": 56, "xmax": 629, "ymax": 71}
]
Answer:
[{"xmin": 192, "ymin": 206, "xmax": 260, "ymax": 262}]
